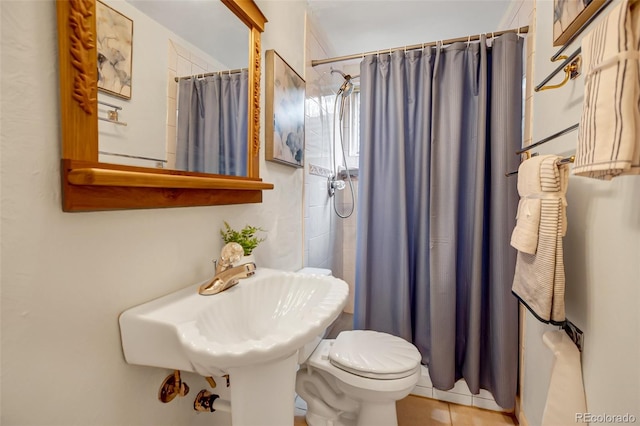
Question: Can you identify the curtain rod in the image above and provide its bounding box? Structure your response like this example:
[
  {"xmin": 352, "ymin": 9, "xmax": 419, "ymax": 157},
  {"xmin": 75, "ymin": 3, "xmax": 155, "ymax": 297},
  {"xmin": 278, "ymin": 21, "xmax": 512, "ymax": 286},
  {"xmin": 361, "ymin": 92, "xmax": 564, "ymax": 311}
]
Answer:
[
  {"xmin": 311, "ymin": 25, "xmax": 529, "ymax": 67},
  {"xmin": 174, "ymin": 67, "xmax": 247, "ymax": 82}
]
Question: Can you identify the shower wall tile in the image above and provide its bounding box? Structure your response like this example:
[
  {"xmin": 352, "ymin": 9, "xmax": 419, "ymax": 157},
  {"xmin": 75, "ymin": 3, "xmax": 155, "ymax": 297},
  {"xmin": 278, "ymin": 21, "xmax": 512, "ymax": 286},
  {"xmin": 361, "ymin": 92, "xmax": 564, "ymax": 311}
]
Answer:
[
  {"xmin": 472, "ymin": 396, "xmax": 508, "ymax": 412},
  {"xmin": 410, "ymin": 366, "xmax": 507, "ymax": 412},
  {"xmin": 304, "ymin": 182, "xmax": 311, "ymax": 218},
  {"xmin": 165, "ymin": 152, "xmax": 176, "ymax": 170},
  {"xmin": 192, "ymin": 64, "xmax": 206, "ymax": 76},
  {"xmin": 418, "ymin": 366, "xmax": 433, "ymax": 387},
  {"xmin": 330, "ymin": 213, "xmax": 343, "ymax": 280},
  {"xmin": 411, "ymin": 386, "xmax": 433, "ymax": 399},
  {"xmin": 308, "ymin": 232, "xmax": 330, "ymax": 266},
  {"xmin": 432, "ymin": 389, "xmax": 473, "ymax": 406},
  {"xmin": 172, "ymin": 42, "xmax": 191, "ymax": 60},
  {"xmin": 166, "ymin": 124, "xmax": 176, "ymax": 156},
  {"xmin": 190, "ymin": 54, "xmax": 208, "ymax": 72},
  {"xmin": 476, "ymin": 388, "xmax": 494, "ymax": 400},
  {"xmin": 307, "ymin": 175, "xmax": 329, "ymax": 207},
  {"xmin": 305, "ymin": 100, "xmax": 324, "ymax": 158},
  {"xmin": 166, "ymin": 97, "xmax": 176, "ymax": 127},
  {"xmin": 168, "ymin": 42, "xmax": 178, "ymax": 72},
  {"xmin": 176, "ymin": 55, "xmax": 192, "ymax": 77},
  {"xmin": 304, "ymin": 216, "xmax": 311, "ymax": 237},
  {"xmin": 308, "ymin": 163, "xmax": 331, "ymax": 178},
  {"xmin": 168, "ymin": 70, "xmax": 177, "ymax": 99},
  {"xmin": 449, "ymin": 379, "xmax": 472, "ymax": 396},
  {"xmin": 306, "ymin": 73, "xmax": 323, "ymax": 98},
  {"xmin": 309, "ymin": 205, "xmax": 331, "ymax": 239}
]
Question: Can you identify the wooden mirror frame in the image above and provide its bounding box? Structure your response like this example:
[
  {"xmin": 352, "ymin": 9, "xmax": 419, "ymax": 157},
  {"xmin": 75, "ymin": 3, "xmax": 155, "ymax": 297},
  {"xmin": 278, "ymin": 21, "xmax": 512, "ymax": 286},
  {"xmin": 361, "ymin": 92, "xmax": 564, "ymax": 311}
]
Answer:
[{"xmin": 56, "ymin": 0, "xmax": 273, "ymax": 211}]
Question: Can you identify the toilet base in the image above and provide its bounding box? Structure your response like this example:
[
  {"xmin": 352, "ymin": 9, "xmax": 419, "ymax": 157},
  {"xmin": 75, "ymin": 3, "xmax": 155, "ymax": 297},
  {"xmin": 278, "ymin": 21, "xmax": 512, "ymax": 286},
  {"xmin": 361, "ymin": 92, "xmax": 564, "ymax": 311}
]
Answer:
[
  {"xmin": 356, "ymin": 401, "xmax": 398, "ymax": 426},
  {"xmin": 305, "ymin": 410, "xmax": 356, "ymax": 426},
  {"xmin": 303, "ymin": 400, "xmax": 398, "ymax": 426}
]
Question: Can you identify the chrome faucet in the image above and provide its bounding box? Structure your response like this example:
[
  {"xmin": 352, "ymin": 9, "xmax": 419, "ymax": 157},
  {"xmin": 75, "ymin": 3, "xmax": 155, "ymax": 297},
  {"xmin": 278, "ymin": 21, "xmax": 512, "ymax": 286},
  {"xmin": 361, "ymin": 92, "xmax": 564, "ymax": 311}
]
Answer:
[{"xmin": 199, "ymin": 243, "xmax": 256, "ymax": 295}]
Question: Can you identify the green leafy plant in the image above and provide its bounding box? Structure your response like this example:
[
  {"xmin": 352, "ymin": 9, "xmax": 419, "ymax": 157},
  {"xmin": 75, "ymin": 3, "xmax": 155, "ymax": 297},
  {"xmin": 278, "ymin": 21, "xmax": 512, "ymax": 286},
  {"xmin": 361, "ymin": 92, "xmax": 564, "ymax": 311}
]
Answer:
[{"xmin": 220, "ymin": 221, "xmax": 266, "ymax": 256}]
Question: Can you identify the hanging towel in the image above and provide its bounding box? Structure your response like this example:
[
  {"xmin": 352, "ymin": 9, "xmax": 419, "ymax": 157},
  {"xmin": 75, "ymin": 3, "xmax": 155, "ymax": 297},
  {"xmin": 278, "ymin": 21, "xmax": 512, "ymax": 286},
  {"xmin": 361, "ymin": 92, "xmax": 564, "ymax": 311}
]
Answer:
[
  {"xmin": 512, "ymin": 156, "xmax": 569, "ymax": 325},
  {"xmin": 541, "ymin": 331, "xmax": 587, "ymax": 426},
  {"xmin": 511, "ymin": 155, "xmax": 544, "ymax": 254},
  {"xmin": 574, "ymin": 0, "xmax": 640, "ymax": 180}
]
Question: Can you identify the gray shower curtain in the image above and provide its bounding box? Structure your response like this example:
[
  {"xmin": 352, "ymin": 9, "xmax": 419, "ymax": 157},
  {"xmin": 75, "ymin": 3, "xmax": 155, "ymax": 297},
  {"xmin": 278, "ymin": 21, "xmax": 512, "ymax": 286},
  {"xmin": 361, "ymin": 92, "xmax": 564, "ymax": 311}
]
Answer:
[
  {"xmin": 176, "ymin": 70, "xmax": 248, "ymax": 175},
  {"xmin": 354, "ymin": 34, "xmax": 522, "ymax": 409}
]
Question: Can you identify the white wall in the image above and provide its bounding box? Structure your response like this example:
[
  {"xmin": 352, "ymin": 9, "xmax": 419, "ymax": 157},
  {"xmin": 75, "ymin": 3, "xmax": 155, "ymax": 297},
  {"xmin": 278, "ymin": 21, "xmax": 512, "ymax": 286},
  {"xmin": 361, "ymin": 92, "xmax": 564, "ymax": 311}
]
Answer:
[
  {"xmin": 511, "ymin": 1, "xmax": 640, "ymax": 425},
  {"xmin": 0, "ymin": 1, "xmax": 306, "ymax": 425}
]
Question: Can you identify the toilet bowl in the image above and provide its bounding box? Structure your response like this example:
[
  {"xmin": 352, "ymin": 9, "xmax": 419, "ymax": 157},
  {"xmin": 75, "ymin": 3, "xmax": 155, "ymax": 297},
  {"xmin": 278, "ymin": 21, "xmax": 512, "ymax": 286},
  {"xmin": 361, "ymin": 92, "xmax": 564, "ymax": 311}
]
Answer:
[{"xmin": 296, "ymin": 330, "xmax": 422, "ymax": 426}]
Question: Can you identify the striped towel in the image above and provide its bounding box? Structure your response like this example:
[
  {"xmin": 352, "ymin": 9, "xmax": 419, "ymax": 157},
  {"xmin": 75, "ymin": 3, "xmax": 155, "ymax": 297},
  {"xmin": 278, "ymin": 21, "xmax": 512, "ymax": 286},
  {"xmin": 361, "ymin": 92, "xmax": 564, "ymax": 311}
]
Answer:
[
  {"xmin": 512, "ymin": 156, "xmax": 569, "ymax": 325},
  {"xmin": 512, "ymin": 156, "xmax": 545, "ymax": 254},
  {"xmin": 574, "ymin": 0, "xmax": 640, "ymax": 180}
]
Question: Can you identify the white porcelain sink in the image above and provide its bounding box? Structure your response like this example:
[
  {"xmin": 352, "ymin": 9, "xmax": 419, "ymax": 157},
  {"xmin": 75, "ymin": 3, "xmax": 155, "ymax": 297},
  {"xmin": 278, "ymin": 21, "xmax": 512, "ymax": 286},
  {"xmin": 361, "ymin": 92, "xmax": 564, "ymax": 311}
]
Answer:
[{"xmin": 119, "ymin": 268, "xmax": 348, "ymax": 426}]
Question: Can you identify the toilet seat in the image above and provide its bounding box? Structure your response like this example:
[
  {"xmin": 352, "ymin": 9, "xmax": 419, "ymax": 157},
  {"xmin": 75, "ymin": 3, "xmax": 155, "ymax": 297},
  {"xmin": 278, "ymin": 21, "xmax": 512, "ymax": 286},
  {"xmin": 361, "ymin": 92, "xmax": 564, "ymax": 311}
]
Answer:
[{"xmin": 329, "ymin": 330, "xmax": 422, "ymax": 380}]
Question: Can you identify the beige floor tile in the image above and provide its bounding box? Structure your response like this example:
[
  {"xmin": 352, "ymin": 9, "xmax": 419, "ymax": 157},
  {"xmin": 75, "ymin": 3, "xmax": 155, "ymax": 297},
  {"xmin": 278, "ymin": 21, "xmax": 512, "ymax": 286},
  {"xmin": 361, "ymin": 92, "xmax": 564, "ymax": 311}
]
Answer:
[
  {"xmin": 449, "ymin": 403, "xmax": 517, "ymax": 426},
  {"xmin": 397, "ymin": 395, "xmax": 452, "ymax": 426},
  {"xmin": 294, "ymin": 395, "xmax": 517, "ymax": 426}
]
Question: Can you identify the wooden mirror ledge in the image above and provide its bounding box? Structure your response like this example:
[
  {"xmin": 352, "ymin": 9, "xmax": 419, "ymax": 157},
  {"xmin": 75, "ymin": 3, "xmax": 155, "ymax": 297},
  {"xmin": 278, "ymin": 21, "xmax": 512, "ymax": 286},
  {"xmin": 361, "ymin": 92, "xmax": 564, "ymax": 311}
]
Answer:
[{"xmin": 56, "ymin": 0, "xmax": 272, "ymax": 212}]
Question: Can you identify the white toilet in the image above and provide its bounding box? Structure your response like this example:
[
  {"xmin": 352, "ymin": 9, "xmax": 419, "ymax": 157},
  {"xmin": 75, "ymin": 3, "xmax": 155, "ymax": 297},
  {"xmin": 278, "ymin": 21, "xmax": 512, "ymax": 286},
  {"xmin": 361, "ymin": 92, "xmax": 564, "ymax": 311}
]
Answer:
[{"xmin": 296, "ymin": 266, "xmax": 422, "ymax": 426}]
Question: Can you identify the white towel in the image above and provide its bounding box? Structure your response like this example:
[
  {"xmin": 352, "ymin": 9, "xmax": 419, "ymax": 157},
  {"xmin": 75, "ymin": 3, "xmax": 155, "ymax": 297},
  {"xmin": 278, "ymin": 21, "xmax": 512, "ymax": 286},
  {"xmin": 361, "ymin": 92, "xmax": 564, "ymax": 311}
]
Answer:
[
  {"xmin": 512, "ymin": 156, "xmax": 569, "ymax": 325},
  {"xmin": 541, "ymin": 331, "xmax": 587, "ymax": 426},
  {"xmin": 511, "ymin": 155, "xmax": 548, "ymax": 254},
  {"xmin": 574, "ymin": 0, "xmax": 640, "ymax": 180}
]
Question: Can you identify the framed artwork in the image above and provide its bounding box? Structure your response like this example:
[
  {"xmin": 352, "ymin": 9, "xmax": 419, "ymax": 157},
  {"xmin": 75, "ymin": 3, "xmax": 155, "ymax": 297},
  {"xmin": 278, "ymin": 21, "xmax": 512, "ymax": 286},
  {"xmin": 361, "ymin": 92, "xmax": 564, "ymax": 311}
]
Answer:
[
  {"xmin": 96, "ymin": 1, "xmax": 133, "ymax": 99},
  {"xmin": 265, "ymin": 50, "xmax": 305, "ymax": 168},
  {"xmin": 553, "ymin": 0, "xmax": 606, "ymax": 46}
]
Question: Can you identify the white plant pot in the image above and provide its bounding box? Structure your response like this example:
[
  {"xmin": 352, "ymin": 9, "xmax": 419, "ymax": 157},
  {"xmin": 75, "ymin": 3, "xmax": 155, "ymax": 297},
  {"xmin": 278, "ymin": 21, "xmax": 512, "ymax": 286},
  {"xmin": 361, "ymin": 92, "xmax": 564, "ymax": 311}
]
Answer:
[{"xmin": 240, "ymin": 254, "xmax": 256, "ymax": 266}]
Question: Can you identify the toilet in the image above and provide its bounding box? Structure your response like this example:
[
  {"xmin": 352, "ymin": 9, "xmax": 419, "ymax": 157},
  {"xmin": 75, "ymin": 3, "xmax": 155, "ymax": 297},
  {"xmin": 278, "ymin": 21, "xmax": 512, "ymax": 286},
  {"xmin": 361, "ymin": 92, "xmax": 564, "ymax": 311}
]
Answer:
[{"xmin": 296, "ymin": 268, "xmax": 422, "ymax": 426}]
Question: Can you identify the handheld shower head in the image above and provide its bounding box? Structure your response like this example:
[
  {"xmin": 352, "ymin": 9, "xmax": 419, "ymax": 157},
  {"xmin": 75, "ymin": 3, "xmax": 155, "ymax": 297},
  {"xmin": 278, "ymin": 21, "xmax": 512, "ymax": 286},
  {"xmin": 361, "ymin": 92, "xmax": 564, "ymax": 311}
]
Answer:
[
  {"xmin": 331, "ymin": 68, "xmax": 353, "ymax": 98},
  {"xmin": 339, "ymin": 79, "xmax": 354, "ymax": 97}
]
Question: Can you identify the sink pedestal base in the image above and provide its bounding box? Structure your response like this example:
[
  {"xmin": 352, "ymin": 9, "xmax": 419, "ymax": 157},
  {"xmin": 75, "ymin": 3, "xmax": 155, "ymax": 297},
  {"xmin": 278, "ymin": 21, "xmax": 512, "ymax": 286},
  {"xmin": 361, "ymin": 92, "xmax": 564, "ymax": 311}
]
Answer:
[{"xmin": 227, "ymin": 352, "xmax": 298, "ymax": 426}]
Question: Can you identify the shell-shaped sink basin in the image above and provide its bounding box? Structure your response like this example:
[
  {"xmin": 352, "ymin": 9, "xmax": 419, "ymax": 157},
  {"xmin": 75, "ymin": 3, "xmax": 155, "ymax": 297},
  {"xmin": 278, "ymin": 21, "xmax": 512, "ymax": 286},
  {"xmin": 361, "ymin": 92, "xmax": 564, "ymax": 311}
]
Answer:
[{"xmin": 119, "ymin": 268, "xmax": 349, "ymax": 376}]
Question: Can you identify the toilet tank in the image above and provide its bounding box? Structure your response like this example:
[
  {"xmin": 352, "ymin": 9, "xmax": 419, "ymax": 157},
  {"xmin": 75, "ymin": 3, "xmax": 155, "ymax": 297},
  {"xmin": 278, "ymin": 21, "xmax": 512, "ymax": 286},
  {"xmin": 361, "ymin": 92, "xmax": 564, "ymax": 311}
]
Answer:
[{"xmin": 297, "ymin": 267, "xmax": 333, "ymax": 363}]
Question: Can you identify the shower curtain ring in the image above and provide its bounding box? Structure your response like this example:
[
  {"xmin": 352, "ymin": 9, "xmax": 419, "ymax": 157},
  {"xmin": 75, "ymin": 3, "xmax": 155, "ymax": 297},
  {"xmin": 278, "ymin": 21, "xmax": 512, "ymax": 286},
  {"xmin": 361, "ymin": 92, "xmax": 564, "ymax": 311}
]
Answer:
[{"xmin": 467, "ymin": 35, "xmax": 471, "ymax": 47}]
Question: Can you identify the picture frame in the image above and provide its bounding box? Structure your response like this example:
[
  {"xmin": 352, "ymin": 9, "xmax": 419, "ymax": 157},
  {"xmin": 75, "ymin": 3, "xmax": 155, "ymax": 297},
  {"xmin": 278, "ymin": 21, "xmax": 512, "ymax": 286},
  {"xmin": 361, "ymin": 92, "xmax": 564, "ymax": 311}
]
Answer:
[
  {"xmin": 96, "ymin": 1, "xmax": 133, "ymax": 99},
  {"xmin": 553, "ymin": 0, "xmax": 606, "ymax": 46},
  {"xmin": 265, "ymin": 50, "xmax": 305, "ymax": 168}
]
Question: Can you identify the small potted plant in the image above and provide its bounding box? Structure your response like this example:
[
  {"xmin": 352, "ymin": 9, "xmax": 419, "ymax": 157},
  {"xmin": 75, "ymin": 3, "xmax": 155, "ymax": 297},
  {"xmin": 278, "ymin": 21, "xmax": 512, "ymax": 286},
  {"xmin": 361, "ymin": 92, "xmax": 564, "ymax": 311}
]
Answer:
[{"xmin": 220, "ymin": 221, "xmax": 266, "ymax": 263}]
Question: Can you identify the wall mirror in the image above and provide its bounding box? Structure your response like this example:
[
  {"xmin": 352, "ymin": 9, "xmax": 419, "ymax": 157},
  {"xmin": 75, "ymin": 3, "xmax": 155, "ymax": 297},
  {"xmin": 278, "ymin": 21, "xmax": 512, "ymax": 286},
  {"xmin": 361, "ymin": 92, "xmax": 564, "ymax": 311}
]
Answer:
[{"xmin": 56, "ymin": 0, "xmax": 273, "ymax": 211}]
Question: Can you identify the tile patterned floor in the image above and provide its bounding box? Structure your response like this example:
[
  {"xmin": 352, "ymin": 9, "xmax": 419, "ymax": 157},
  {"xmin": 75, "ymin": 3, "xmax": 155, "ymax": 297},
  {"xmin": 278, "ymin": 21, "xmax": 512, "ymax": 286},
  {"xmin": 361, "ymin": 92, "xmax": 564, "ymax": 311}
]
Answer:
[{"xmin": 294, "ymin": 395, "xmax": 518, "ymax": 426}]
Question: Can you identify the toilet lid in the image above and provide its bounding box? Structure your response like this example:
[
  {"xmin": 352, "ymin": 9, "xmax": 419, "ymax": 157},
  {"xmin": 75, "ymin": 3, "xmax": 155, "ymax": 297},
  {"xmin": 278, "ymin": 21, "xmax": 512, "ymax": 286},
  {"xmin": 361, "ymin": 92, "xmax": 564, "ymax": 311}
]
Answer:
[{"xmin": 329, "ymin": 330, "xmax": 422, "ymax": 380}]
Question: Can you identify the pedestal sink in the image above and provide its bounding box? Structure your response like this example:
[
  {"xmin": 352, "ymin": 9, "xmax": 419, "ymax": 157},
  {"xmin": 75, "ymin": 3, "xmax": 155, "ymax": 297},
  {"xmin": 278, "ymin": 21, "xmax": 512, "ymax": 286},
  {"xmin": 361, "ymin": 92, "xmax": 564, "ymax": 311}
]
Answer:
[{"xmin": 119, "ymin": 268, "xmax": 349, "ymax": 425}]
